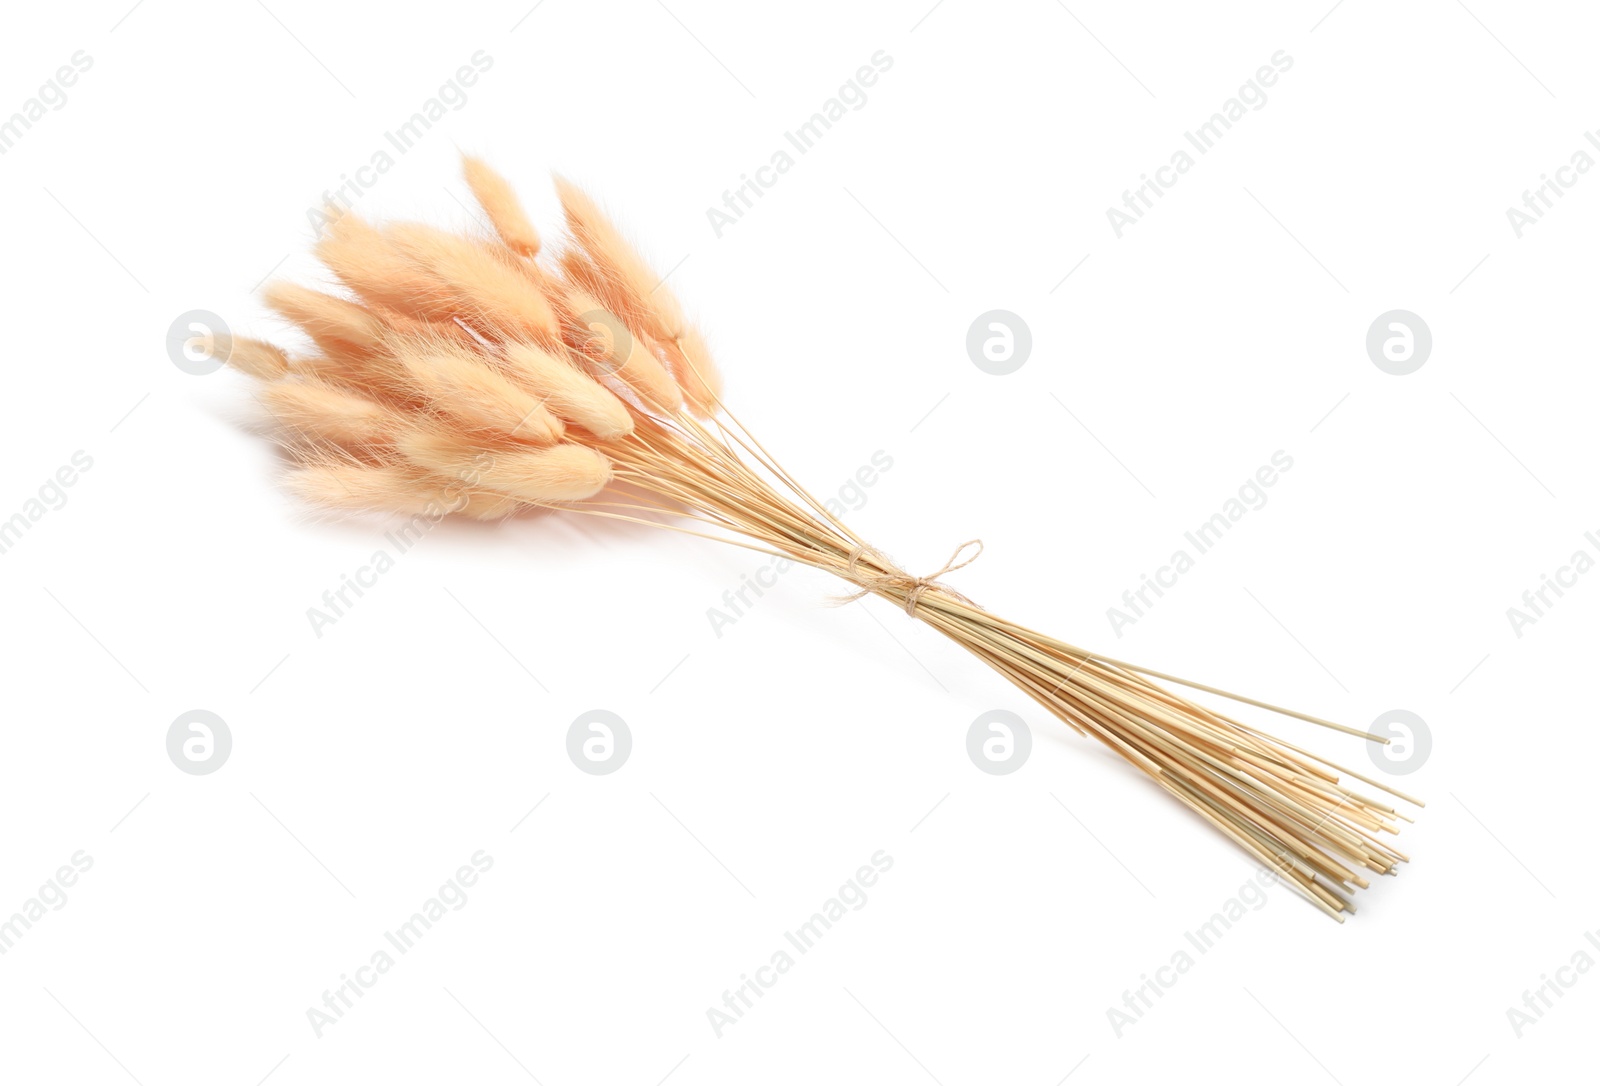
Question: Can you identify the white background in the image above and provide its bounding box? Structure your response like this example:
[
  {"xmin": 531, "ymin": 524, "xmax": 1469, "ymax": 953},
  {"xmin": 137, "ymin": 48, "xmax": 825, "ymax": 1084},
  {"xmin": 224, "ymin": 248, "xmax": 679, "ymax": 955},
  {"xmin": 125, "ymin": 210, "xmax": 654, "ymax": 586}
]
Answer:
[{"xmin": 1, "ymin": 0, "xmax": 1595, "ymax": 1082}]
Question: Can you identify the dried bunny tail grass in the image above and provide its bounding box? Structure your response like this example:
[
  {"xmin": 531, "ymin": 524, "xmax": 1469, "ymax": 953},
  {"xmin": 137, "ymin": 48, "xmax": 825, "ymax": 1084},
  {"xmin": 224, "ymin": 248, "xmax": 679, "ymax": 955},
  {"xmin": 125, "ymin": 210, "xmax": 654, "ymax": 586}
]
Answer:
[
  {"xmin": 225, "ymin": 159, "xmax": 1417, "ymax": 918},
  {"xmin": 260, "ymin": 285, "xmax": 420, "ymax": 401},
  {"xmin": 667, "ymin": 325, "xmax": 722, "ymax": 415},
  {"xmin": 557, "ymin": 249, "xmax": 649, "ymax": 342},
  {"xmin": 553, "ymin": 177, "xmax": 685, "ymax": 342},
  {"xmin": 316, "ymin": 212, "xmax": 456, "ymax": 320},
  {"xmin": 453, "ymin": 490, "xmax": 527, "ymax": 521},
  {"xmin": 263, "ymin": 281, "xmax": 389, "ymax": 356},
  {"xmin": 287, "ymin": 460, "xmax": 479, "ymax": 516},
  {"xmin": 226, "ymin": 338, "xmax": 290, "ymax": 381},
  {"xmin": 398, "ymin": 429, "xmax": 612, "ymax": 503},
  {"xmin": 564, "ymin": 290, "xmax": 682, "ymax": 410},
  {"xmin": 287, "ymin": 460, "xmax": 521, "ymax": 521},
  {"xmin": 387, "ymin": 335, "xmax": 565, "ymax": 445},
  {"xmin": 553, "ymin": 212, "xmax": 720, "ymax": 416},
  {"xmin": 383, "ymin": 222, "xmax": 557, "ymax": 344},
  {"xmin": 501, "ymin": 342, "xmax": 634, "ymax": 440},
  {"xmin": 381, "ymin": 307, "xmax": 481, "ymax": 347},
  {"xmin": 476, "ymin": 443, "xmax": 613, "ymax": 503},
  {"xmin": 259, "ymin": 380, "xmax": 398, "ymax": 448},
  {"xmin": 463, "ymin": 156, "xmax": 540, "ymax": 256}
]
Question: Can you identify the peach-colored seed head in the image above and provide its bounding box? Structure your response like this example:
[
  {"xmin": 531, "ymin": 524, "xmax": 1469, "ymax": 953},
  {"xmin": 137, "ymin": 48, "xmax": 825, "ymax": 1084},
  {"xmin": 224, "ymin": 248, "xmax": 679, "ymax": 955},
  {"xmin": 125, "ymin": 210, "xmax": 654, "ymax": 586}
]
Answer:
[
  {"xmin": 384, "ymin": 222, "xmax": 557, "ymax": 344},
  {"xmin": 552, "ymin": 176, "xmax": 686, "ymax": 343},
  {"xmin": 263, "ymin": 281, "xmax": 390, "ymax": 356},
  {"xmin": 388, "ymin": 335, "xmax": 565, "ymax": 445},
  {"xmin": 564, "ymin": 290, "xmax": 682, "ymax": 410},
  {"xmin": 396, "ymin": 430, "xmax": 612, "ymax": 504},
  {"xmin": 316, "ymin": 214, "xmax": 455, "ymax": 321},
  {"xmin": 260, "ymin": 380, "xmax": 397, "ymax": 449},
  {"xmin": 463, "ymin": 156, "xmax": 541, "ymax": 257},
  {"xmin": 226, "ymin": 338, "xmax": 290, "ymax": 381},
  {"xmin": 502, "ymin": 343, "xmax": 634, "ymax": 441}
]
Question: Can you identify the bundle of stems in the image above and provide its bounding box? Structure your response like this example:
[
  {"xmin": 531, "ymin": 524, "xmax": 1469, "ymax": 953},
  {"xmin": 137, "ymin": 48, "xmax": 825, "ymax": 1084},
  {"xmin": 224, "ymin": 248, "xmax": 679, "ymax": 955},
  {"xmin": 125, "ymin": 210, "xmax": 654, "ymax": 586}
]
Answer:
[{"xmin": 225, "ymin": 156, "xmax": 1418, "ymax": 920}]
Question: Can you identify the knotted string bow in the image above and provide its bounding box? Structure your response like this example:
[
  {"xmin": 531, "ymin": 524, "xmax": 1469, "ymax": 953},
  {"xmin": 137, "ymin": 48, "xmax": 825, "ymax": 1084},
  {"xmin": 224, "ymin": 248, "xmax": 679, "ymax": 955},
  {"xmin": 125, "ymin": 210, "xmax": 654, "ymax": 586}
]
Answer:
[{"xmin": 836, "ymin": 539, "xmax": 984, "ymax": 616}]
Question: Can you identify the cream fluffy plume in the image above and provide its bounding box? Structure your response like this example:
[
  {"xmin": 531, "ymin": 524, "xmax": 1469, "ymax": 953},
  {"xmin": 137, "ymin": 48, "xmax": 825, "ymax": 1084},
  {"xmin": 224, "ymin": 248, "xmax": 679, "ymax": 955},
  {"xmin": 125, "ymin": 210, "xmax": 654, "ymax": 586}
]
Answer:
[
  {"xmin": 231, "ymin": 158, "xmax": 718, "ymax": 514},
  {"xmin": 225, "ymin": 157, "xmax": 1420, "ymax": 921}
]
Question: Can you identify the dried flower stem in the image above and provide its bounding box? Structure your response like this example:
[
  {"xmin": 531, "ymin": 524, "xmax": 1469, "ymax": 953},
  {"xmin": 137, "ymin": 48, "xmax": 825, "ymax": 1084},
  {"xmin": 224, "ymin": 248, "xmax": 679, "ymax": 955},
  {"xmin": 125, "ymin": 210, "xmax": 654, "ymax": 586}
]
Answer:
[{"xmin": 569, "ymin": 403, "xmax": 1416, "ymax": 920}]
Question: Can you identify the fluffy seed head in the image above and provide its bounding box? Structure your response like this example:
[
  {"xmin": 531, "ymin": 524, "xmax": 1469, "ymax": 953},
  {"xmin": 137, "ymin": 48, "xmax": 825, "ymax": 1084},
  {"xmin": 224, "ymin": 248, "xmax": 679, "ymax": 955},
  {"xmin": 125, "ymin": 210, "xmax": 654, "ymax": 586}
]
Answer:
[
  {"xmin": 398, "ymin": 429, "xmax": 611, "ymax": 504},
  {"xmin": 474, "ymin": 443, "xmax": 614, "ymax": 503},
  {"xmin": 226, "ymin": 338, "xmax": 290, "ymax": 381},
  {"xmin": 464, "ymin": 156, "xmax": 541, "ymax": 257},
  {"xmin": 390, "ymin": 336, "xmax": 565, "ymax": 444},
  {"xmin": 288, "ymin": 461, "xmax": 472, "ymax": 516},
  {"xmin": 553, "ymin": 177, "xmax": 685, "ymax": 343},
  {"xmin": 385, "ymin": 223, "xmax": 557, "ymax": 344},
  {"xmin": 287, "ymin": 459, "xmax": 519, "ymax": 520},
  {"xmin": 565, "ymin": 290, "xmax": 682, "ymax": 410},
  {"xmin": 264, "ymin": 282, "xmax": 389, "ymax": 356},
  {"xmin": 317, "ymin": 214, "xmax": 455, "ymax": 320},
  {"xmin": 668, "ymin": 327, "xmax": 722, "ymax": 415},
  {"xmin": 260, "ymin": 380, "xmax": 396, "ymax": 448},
  {"xmin": 502, "ymin": 343, "xmax": 634, "ymax": 440}
]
